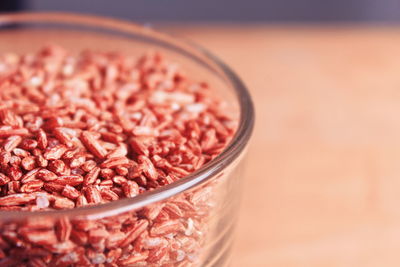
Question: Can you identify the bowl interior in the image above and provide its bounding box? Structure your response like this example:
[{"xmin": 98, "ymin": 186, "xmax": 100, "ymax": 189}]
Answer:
[{"xmin": 0, "ymin": 13, "xmax": 253, "ymax": 219}]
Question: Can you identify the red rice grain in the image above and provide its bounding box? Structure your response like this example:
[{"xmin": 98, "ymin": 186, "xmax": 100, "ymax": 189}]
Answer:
[{"xmin": 0, "ymin": 45, "xmax": 236, "ymax": 266}]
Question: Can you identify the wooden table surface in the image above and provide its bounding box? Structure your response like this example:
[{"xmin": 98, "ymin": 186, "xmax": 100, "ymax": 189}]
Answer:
[{"xmin": 169, "ymin": 26, "xmax": 400, "ymax": 267}]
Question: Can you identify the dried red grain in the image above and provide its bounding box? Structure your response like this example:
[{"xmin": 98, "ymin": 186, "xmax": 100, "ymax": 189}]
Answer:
[
  {"xmin": 0, "ymin": 45, "xmax": 236, "ymax": 267},
  {"xmin": 80, "ymin": 131, "xmax": 107, "ymax": 159}
]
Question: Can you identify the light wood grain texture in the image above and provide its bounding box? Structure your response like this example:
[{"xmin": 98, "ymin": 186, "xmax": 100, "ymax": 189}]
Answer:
[{"xmin": 168, "ymin": 26, "xmax": 400, "ymax": 267}]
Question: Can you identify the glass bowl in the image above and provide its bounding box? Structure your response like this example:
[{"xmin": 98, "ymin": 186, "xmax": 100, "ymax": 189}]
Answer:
[{"xmin": 0, "ymin": 13, "xmax": 254, "ymax": 267}]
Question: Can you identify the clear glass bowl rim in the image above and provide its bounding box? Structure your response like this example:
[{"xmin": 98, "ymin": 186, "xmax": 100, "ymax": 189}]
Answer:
[{"xmin": 0, "ymin": 12, "xmax": 255, "ymax": 219}]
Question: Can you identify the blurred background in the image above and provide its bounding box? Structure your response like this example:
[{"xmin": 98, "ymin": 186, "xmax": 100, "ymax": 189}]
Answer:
[
  {"xmin": 1, "ymin": 0, "xmax": 400, "ymax": 23},
  {"xmin": 4, "ymin": 1, "xmax": 400, "ymax": 267}
]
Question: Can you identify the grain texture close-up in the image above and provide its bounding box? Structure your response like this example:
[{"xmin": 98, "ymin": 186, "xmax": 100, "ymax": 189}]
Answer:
[{"xmin": 0, "ymin": 1, "xmax": 399, "ymax": 267}]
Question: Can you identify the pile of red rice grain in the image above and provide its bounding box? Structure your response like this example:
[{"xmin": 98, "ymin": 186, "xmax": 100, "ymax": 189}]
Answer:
[{"xmin": 0, "ymin": 45, "xmax": 236, "ymax": 266}]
